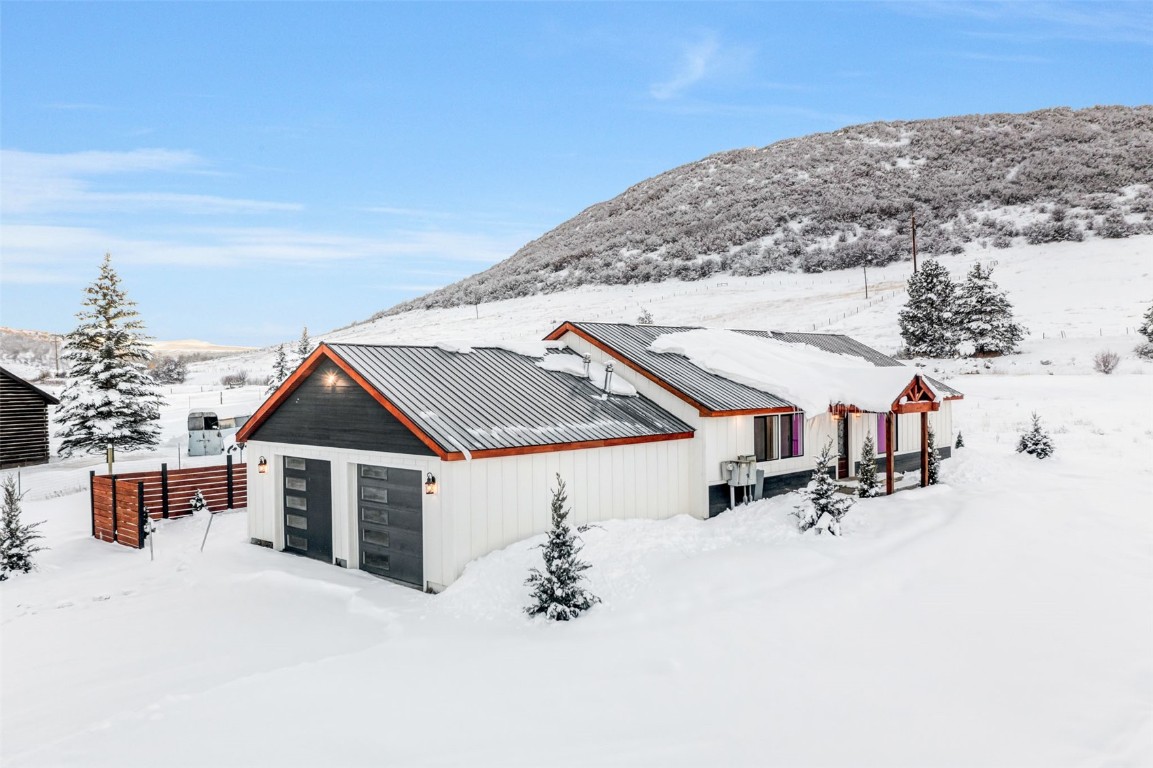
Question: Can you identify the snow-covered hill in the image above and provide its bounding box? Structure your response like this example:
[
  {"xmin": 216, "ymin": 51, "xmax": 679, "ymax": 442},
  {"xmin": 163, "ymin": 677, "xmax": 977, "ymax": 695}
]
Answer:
[
  {"xmin": 195, "ymin": 234, "xmax": 1153, "ymax": 385},
  {"xmin": 388, "ymin": 105, "xmax": 1152, "ymax": 313}
]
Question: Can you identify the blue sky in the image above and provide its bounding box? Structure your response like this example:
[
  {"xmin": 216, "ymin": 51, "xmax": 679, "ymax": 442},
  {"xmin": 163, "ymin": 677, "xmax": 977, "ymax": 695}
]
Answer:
[{"xmin": 2, "ymin": 2, "xmax": 1150, "ymax": 346}]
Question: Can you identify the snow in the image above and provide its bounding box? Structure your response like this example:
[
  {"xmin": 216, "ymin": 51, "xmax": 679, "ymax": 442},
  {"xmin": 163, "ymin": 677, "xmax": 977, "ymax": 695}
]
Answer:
[
  {"xmin": 650, "ymin": 328, "xmax": 923, "ymax": 414},
  {"xmin": 3, "ymin": 235, "xmax": 1152, "ymax": 766},
  {"xmin": 435, "ymin": 339, "xmax": 560, "ymax": 357},
  {"xmin": 537, "ymin": 351, "xmax": 638, "ymax": 396}
]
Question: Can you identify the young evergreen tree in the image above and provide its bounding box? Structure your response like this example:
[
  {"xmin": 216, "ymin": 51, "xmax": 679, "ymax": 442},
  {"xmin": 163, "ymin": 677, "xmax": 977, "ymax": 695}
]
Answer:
[
  {"xmin": 898, "ymin": 259, "xmax": 959, "ymax": 358},
  {"xmin": 525, "ymin": 474, "xmax": 600, "ymax": 621},
  {"xmin": 954, "ymin": 262, "xmax": 1026, "ymax": 355},
  {"xmin": 1139, "ymin": 301, "xmax": 1153, "ymax": 343},
  {"xmin": 926, "ymin": 426, "xmax": 942, "ymax": 485},
  {"xmin": 189, "ymin": 489, "xmax": 208, "ymax": 515},
  {"xmin": 1016, "ymin": 413, "xmax": 1055, "ymax": 459},
  {"xmin": 55, "ymin": 254, "xmax": 164, "ymax": 457},
  {"xmin": 295, "ymin": 326, "xmax": 313, "ymax": 365},
  {"xmin": 266, "ymin": 345, "xmax": 291, "ymax": 394},
  {"xmin": 794, "ymin": 441, "xmax": 854, "ymax": 535},
  {"xmin": 1, "ymin": 475, "xmax": 46, "ymax": 580},
  {"xmin": 955, "ymin": 431, "xmax": 965, "ymax": 449},
  {"xmin": 857, "ymin": 432, "xmax": 881, "ymax": 498}
]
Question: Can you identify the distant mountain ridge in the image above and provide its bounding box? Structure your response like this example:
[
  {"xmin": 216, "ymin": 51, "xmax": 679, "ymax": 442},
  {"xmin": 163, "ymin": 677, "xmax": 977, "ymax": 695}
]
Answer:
[{"xmin": 385, "ymin": 105, "xmax": 1152, "ymax": 317}]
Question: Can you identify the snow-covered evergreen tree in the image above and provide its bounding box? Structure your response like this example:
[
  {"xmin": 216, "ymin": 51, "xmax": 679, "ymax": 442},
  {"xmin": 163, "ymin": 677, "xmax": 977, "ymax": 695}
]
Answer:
[
  {"xmin": 525, "ymin": 474, "xmax": 600, "ymax": 621},
  {"xmin": 150, "ymin": 356, "xmax": 187, "ymax": 384},
  {"xmin": 927, "ymin": 426, "xmax": 942, "ymax": 485},
  {"xmin": 955, "ymin": 431, "xmax": 965, "ymax": 449},
  {"xmin": 295, "ymin": 326, "xmax": 313, "ymax": 365},
  {"xmin": 1139, "ymin": 301, "xmax": 1153, "ymax": 343},
  {"xmin": 794, "ymin": 441, "xmax": 854, "ymax": 535},
  {"xmin": 55, "ymin": 254, "xmax": 164, "ymax": 457},
  {"xmin": 189, "ymin": 489, "xmax": 208, "ymax": 515},
  {"xmin": 266, "ymin": 345, "xmax": 291, "ymax": 394},
  {"xmin": 857, "ymin": 432, "xmax": 881, "ymax": 498},
  {"xmin": 1, "ymin": 475, "xmax": 46, "ymax": 580},
  {"xmin": 898, "ymin": 259, "xmax": 958, "ymax": 358},
  {"xmin": 955, "ymin": 262, "xmax": 1026, "ymax": 355},
  {"xmin": 1016, "ymin": 413, "xmax": 1054, "ymax": 459}
]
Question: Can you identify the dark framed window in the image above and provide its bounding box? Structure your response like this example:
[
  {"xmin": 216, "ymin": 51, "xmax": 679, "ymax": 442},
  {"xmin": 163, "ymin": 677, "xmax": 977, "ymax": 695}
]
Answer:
[{"xmin": 754, "ymin": 412, "xmax": 805, "ymax": 461}]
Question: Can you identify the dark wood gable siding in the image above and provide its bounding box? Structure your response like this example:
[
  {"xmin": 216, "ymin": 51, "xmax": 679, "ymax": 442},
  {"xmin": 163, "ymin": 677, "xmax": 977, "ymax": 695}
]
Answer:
[
  {"xmin": 248, "ymin": 360, "xmax": 437, "ymax": 456},
  {"xmin": 0, "ymin": 371, "xmax": 54, "ymax": 468}
]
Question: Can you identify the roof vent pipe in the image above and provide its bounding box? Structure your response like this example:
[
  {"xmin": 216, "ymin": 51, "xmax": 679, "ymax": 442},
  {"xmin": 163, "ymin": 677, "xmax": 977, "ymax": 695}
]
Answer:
[
  {"xmin": 603, "ymin": 363, "xmax": 614, "ymax": 394},
  {"xmin": 583, "ymin": 354, "xmax": 591, "ymax": 376}
]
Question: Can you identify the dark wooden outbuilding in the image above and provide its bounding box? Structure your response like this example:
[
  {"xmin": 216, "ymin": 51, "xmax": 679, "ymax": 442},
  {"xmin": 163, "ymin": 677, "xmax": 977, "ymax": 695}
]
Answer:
[{"xmin": 0, "ymin": 367, "xmax": 60, "ymax": 468}]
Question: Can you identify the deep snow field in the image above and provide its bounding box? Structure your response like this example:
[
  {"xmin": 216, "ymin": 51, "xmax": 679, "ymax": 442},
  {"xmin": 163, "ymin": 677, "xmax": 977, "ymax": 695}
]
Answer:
[{"xmin": 2, "ymin": 235, "xmax": 1152, "ymax": 767}]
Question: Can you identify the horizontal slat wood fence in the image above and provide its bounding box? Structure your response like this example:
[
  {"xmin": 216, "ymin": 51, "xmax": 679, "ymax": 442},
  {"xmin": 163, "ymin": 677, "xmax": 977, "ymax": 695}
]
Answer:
[{"xmin": 90, "ymin": 458, "xmax": 246, "ymax": 548}]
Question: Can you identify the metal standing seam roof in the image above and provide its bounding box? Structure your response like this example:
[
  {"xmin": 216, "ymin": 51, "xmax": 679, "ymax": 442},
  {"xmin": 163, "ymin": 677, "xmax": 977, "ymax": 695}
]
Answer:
[
  {"xmin": 325, "ymin": 343, "xmax": 694, "ymax": 454},
  {"xmin": 559, "ymin": 322, "xmax": 961, "ymax": 412}
]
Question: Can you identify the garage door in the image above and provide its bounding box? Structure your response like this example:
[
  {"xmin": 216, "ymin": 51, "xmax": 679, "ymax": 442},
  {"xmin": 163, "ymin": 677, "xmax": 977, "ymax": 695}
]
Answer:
[
  {"xmin": 357, "ymin": 465, "xmax": 423, "ymax": 588},
  {"xmin": 283, "ymin": 456, "xmax": 332, "ymax": 563}
]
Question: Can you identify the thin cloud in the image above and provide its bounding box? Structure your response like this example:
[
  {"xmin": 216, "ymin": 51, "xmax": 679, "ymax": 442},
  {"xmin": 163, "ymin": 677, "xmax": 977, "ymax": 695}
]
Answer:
[
  {"xmin": 955, "ymin": 51, "xmax": 1050, "ymax": 63},
  {"xmin": 901, "ymin": 1, "xmax": 1153, "ymax": 45},
  {"xmin": 0, "ymin": 148, "xmax": 299, "ymax": 217},
  {"xmin": 0, "ymin": 223, "xmax": 533, "ymax": 282},
  {"xmin": 650, "ymin": 32, "xmax": 755, "ymax": 101}
]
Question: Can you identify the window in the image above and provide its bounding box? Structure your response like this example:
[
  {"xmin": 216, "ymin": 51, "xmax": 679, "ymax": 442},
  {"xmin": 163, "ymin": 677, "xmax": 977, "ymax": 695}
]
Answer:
[
  {"xmin": 877, "ymin": 413, "xmax": 898, "ymax": 454},
  {"xmin": 285, "ymin": 457, "xmax": 306, "ymax": 471},
  {"xmin": 754, "ymin": 412, "xmax": 805, "ymax": 461}
]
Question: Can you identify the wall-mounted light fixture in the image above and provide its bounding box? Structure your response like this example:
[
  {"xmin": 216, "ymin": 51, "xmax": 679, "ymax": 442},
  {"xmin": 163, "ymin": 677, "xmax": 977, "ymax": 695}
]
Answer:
[
  {"xmin": 425, "ymin": 472, "xmax": 437, "ymax": 495},
  {"xmin": 258, "ymin": 456, "xmax": 268, "ymax": 474},
  {"xmin": 324, "ymin": 370, "xmax": 339, "ymax": 387}
]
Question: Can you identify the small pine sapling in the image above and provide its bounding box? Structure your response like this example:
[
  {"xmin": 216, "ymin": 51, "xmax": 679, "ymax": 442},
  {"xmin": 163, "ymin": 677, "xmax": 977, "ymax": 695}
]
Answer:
[
  {"xmin": 1139, "ymin": 301, "xmax": 1153, "ymax": 343},
  {"xmin": 636, "ymin": 308, "xmax": 654, "ymax": 325},
  {"xmin": 856, "ymin": 433, "xmax": 881, "ymax": 498},
  {"xmin": 955, "ymin": 431, "xmax": 964, "ymax": 449},
  {"xmin": 794, "ymin": 441, "xmax": 853, "ymax": 535},
  {"xmin": 1, "ymin": 475, "xmax": 46, "ymax": 580},
  {"xmin": 296, "ymin": 326, "xmax": 313, "ymax": 365},
  {"xmin": 189, "ymin": 489, "xmax": 209, "ymax": 515},
  {"xmin": 525, "ymin": 474, "xmax": 600, "ymax": 621},
  {"xmin": 1016, "ymin": 413, "xmax": 1054, "ymax": 459},
  {"xmin": 927, "ymin": 426, "xmax": 942, "ymax": 485},
  {"xmin": 267, "ymin": 344, "xmax": 291, "ymax": 394}
]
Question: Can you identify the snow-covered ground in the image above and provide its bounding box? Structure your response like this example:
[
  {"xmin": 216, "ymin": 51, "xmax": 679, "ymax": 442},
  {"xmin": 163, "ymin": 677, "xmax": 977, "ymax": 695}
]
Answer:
[{"xmin": 3, "ymin": 235, "xmax": 1152, "ymax": 766}]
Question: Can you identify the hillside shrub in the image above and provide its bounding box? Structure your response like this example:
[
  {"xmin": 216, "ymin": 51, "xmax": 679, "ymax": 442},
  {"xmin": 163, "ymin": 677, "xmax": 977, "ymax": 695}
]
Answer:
[{"xmin": 1093, "ymin": 351, "xmax": 1120, "ymax": 374}]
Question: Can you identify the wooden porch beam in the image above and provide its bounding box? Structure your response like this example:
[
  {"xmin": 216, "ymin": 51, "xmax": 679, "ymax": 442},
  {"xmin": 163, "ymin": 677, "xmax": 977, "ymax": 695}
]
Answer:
[
  {"xmin": 920, "ymin": 411, "xmax": 929, "ymax": 488},
  {"xmin": 886, "ymin": 411, "xmax": 895, "ymax": 495}
]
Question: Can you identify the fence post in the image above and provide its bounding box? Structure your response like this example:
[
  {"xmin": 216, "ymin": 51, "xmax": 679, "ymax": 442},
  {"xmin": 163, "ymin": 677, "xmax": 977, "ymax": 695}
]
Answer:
[
  {"xmin": 110, "ymin": 475, "xmax": 118, "ymax": 543},
  {"xmin": 227, "ymin": 454, "xmax": 234, "ymax": 510},
  {"xmin": 161, "ymin": 462, "xmax": 170, "ymax": 519},
  {"xmin": 137, "ymin": 482, "xmax": 147, "ymax": 550},
  {"xmin": 89, "ymin": 470, "xmax": 96, "ymax": 537}
]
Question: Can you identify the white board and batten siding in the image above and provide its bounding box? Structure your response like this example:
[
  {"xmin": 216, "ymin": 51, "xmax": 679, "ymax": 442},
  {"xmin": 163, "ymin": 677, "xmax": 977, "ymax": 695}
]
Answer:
[{"xmin": 246, "ymin": 436, "xmax": 696, "ymax": 590}]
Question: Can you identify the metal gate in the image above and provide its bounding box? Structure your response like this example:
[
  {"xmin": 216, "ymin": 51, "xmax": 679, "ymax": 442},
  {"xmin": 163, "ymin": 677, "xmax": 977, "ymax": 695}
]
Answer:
[
  {"xmin": 283, "ymin": 456, "xmax": 332, "ymax": 563},
  {"xmin": 357, "ymin": 465, "xmax": 423, "ymax": 588}
]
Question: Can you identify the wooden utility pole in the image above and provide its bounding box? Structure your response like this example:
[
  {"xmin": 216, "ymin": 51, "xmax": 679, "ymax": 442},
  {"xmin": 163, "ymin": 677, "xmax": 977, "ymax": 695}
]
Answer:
[
  {"xmin": 862, "ymin": 264, "xmax": 869, "ymax": 298},
  {"xmin": 911, "ymin": 210, "xmax": 918, "ymax": 272}
]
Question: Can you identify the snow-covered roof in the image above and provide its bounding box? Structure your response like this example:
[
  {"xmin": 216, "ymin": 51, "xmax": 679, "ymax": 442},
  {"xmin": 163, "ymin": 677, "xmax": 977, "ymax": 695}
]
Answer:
[
  {"xmin": 547, "ymin": 322, "xmax": 960, "ymax": 414},
  {"xmin": 649, "ymin": 329, "xmax": 932, "ymax": 415}
]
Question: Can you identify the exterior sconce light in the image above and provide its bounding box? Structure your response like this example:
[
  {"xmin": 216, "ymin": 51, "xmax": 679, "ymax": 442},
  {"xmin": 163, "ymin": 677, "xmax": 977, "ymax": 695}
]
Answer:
[
  {"xmin": 425, "ymin": 472, "xmax": 437, "ymax": 495},
  {"xmin": 258, "ymin": 456, "xmax": 268, "ymax": 474}
]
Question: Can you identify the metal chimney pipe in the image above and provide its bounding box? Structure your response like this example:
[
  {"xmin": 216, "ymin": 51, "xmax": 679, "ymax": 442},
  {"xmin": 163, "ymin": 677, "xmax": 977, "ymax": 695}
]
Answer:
[
  {"xmin": 583, "ymin": 354, "xmax": 591, "ymax": 376},
  {"xmin": 603, "ymin": 363, "xmax": 614, "ymax": 393}
]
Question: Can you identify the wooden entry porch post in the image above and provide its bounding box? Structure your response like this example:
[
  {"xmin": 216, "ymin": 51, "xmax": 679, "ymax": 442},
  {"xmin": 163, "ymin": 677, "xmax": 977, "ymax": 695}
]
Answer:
[
  {"xmin": 920, "ymin": 411, "xmax": 929, "ymax": 487},
  {"xmin": 885, "ymin": 411, "xmax": 895, "ymax": 495}
]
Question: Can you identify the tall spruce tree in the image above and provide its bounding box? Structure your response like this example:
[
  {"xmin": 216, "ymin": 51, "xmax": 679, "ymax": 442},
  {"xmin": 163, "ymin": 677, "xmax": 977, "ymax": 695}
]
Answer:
[
  {"xmin": 266, "ymin": 345, "xmax": 291, "ymax": 394},
  {"xmin": 525, "ymin": 474, "xmax": 600, "ymax": 621},
  {"xmin": 1, "ymin": 475, "xmax": 46, "ymax": 580},
  {"xmin": 794, "ymin": 441, "xmax": 853, "ymax": 535},
  {"xmin": 55, "ymin": 254, "xmax": 164, "ymax": 457},
  {"xmin": 857, "ymin": 432, "xmax": 881, "ymax": 498},
  {"xmin": 899, "ymin": 259, "xmax": 959, "ymax": 358},
  {"xmin": 955, "ymin": 262, "xmax": 1026, "ymax": 355},
  {"xmin": 295, "ymin": 326, "xmax": 313, "ymax": 365}
]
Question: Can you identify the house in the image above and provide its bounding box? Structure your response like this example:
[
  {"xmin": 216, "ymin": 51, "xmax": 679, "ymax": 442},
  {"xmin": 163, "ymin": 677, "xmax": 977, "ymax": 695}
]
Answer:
[
  {"xmin": 0, "ymin": 367, "xmax": 60, "ymax": 468},
  {"xmin": 237, "ymin": 324, "xmax": 961, "ymax": 591}
]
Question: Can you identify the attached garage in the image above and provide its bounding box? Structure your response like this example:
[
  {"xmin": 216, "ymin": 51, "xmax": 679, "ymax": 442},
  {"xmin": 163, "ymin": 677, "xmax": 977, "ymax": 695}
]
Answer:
[{"xmin": 238, "ymin": 342, "xmax": 697, "ymax": 591}]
